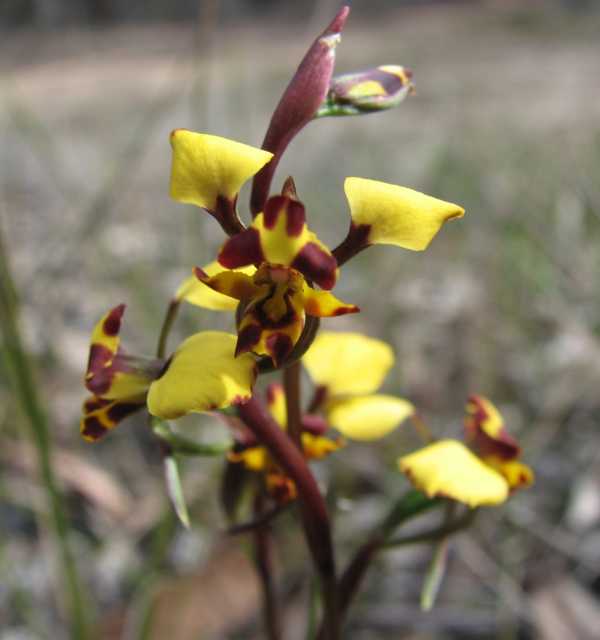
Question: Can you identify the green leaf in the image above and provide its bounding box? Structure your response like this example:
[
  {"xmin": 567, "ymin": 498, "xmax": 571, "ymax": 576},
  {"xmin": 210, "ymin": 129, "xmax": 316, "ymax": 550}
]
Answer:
[
  {"xmin": 381, "ymin": 490, "xmax": 442, "ymax": 537},
  {"xmin": 420, "ymin": 537, "xmax": 450, "ymax": 611},
  {"xmin": 152, "ymin": 417, "xmax": 232, "ymax": 456},
  {"xmin": 164, "ymin": 455, "xmax": 190, "ymax": 528}
]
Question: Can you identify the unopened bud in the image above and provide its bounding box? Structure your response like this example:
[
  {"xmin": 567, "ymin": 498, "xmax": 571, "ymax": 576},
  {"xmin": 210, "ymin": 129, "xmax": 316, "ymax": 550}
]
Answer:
[{"xmin": 316, "ymin": 65, "xmax": 414, "ymax": 117}]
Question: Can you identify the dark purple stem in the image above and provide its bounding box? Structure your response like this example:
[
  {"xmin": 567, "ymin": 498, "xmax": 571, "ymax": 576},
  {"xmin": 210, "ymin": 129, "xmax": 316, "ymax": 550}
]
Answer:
[{"xmin": 238, "ymin": 397, "xmax": 339, "ymax": 639}]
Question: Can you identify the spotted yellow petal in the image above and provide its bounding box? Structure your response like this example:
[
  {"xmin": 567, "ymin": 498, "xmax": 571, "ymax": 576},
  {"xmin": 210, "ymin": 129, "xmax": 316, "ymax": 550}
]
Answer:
[
  {"xmin": 344, "ymin": 177, "xmax": 464, "ymax": 250},
  {"xmin": 326, "ymin": 394, "xmax": 414, "ymax": 440},
  {"xmin": 176, "ymin": 262, "xmax": 257, "ymax": 311},
  {"xmin": 399, "ymin": 440, "xmax": 509, "ymax": 507},
  {"xmin": 147, "ymin": 332, "xmax": 257, "ymax": 419},
  {"xmin": 169, "ymin": 130, "xmax": 273, "ymax": 211},
  {"xmin": 80, "ymin": 395, "xmax": 145, "ymax": 442},
  {"xmin": 303, "ymin": 331, "xmax": 394, "ymax": 396},
  {"xmin": 85, "ymin": 305, "xmax": 159, "ymax": 400}
]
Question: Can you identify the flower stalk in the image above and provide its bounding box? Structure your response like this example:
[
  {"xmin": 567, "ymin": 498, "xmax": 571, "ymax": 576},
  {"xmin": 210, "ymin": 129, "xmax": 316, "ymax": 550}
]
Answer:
[{"xmin": 237, "ymin": 397, "xmax": 339, "ymax": 639}]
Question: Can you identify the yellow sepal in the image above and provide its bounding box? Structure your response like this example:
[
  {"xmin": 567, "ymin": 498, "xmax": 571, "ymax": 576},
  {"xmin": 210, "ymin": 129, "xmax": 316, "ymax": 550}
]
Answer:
[
  {"xmin": 177, "ymin": 262, "xmax": 257, "ymax": 311},
  {"xmin": 147, "ymin": 332, "xmax": 256, "ymax": 419},
  {"xmin": 344, "ymin": 177, "xmax": 464, "ymax": 250},
  {"xmin": 327, "ymin": 394, "xmax": 414, "ymax": 440},
  {"xmin": 169, "ymin": 130, "xmax": 272, "ymax": 211},
  {"xmin": 303, "ymin": 331, "xmax": 394, "ymax": 396},
  {"xmin": 398, "ymin": 440, "xmax": 509, "ymax": 507}
]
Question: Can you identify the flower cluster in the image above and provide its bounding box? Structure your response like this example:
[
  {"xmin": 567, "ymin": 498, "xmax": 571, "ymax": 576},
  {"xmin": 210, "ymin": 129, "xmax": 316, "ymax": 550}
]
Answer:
[{"xmin": 79, "ymin": 5, "xmax": 533, "ymax": 634}]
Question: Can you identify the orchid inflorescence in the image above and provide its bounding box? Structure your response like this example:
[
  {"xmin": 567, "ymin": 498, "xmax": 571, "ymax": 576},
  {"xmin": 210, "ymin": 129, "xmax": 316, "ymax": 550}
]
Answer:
[{"xmin": 80, "ymin": 6, "xmax": 532, "ymax": 638}]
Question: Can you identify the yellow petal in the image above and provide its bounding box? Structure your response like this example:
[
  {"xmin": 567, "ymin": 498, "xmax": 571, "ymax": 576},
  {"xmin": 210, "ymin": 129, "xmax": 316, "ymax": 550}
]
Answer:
[
  {"xmin": 147, "ymin": 332, "xmax": 257, "ymax": 419},
  {"xmin": 169, "ymin": 130, "xmax": 273, "ymax": 211},
  {"xmin": 303, "ymin": 331, "xmax": 394, "ymax": 395},
  {"xmin": 344, "ymin": 177, "xmax": 464, "ymax": 250},
  {"xmin": 398, "ymin": 440, "xmax": 509, "ymax": 507},
  {"xmin": 326, "ymin": 394, "xmax": 414, "ymax": 440},
  {"xmin": 176, "ymin": 262, "xmax": 257, "ymax": 311},
  {"xmin": 483, "ymin": 456, "xmax": 534, "ymax": 491}
]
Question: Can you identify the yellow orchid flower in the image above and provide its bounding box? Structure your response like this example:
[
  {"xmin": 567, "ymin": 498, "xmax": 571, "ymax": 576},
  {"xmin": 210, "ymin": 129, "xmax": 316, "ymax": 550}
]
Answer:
[
  {"xmin": 191, "ymin": 193, "xmax": 359, "ymax": 366},
  {"xmin": 80, "ymin": 305, "xmax": 256, "ymax": 441},
  {"xmin": 302, "ymin": 331, "xmax": 414, "ymax": 440},
  {"xmin": 169, "ymin": 131, "xmax": 465, "ymax": 366},
  {"xmin": 397, "ymin": 396, "xmax": 533, "ymax": 507},
  {"xmin": 228, "ymin": 383, "xmax": 343, "ymax": 503}
]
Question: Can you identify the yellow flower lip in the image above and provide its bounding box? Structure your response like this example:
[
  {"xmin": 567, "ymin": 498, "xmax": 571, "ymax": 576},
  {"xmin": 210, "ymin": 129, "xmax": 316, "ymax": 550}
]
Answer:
[{"xmin": 196, "ymin": 264, "xmax": 358, "ymax": 367}]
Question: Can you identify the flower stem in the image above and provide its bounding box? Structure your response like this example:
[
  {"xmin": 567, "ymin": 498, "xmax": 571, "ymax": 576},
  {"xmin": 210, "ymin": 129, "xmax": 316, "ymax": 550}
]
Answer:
[
  {"xmin": 283, "ymin": 360, "xmax": 303, "ymax": 450},
  {"xmin": 0, "ymin": 230, "xmax": 89, "ymax": 639},
  {"xmin": 238, "ymin": 397, "xmax": 339, "ymax": 639},
  {"xmin": 253, "ymin": 494, "xmax": 283, "ymax": 640},
  {"xmin": 156, "ymin": 298, "xmax": 180, "ymax": 359}
]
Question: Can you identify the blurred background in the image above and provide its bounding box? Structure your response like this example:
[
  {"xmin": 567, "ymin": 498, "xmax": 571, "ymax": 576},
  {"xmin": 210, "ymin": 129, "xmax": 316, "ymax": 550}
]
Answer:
[{"xmin": 2, "ymin": 0, "xmax": 600, "ymax": 638}]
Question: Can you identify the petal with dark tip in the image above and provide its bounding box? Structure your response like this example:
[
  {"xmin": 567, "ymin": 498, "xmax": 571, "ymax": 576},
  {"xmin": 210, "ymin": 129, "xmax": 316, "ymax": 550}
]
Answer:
[{"xmin": 302, "ymin": 286, "xmax": 359, "ymax": 318}]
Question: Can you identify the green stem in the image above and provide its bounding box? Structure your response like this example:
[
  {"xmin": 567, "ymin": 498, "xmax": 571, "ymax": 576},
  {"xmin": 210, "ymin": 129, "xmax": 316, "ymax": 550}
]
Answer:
[
  {"xmin": 0, "ymin": 230, "xmax": 89, "ymax": 638},
  {"xmin": 156, "ymin": 298, "xmax": 181, "ymax": 359},
  {"xmin": 383, "ymin": 508, "xmax": 477, "ymax": 548}
]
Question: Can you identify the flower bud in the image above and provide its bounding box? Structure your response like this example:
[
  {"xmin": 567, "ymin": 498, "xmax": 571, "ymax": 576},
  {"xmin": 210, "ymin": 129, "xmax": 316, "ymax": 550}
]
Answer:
[{"xmin": 317, "ymin": 65, "xmax": 414, "ymax": 117}]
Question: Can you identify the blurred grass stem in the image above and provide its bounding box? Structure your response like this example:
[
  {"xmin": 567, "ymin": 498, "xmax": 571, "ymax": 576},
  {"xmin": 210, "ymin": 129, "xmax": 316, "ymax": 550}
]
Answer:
[{"xmin": 0, "ymin": 229, "xmax": 89, "ymax": 638}]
